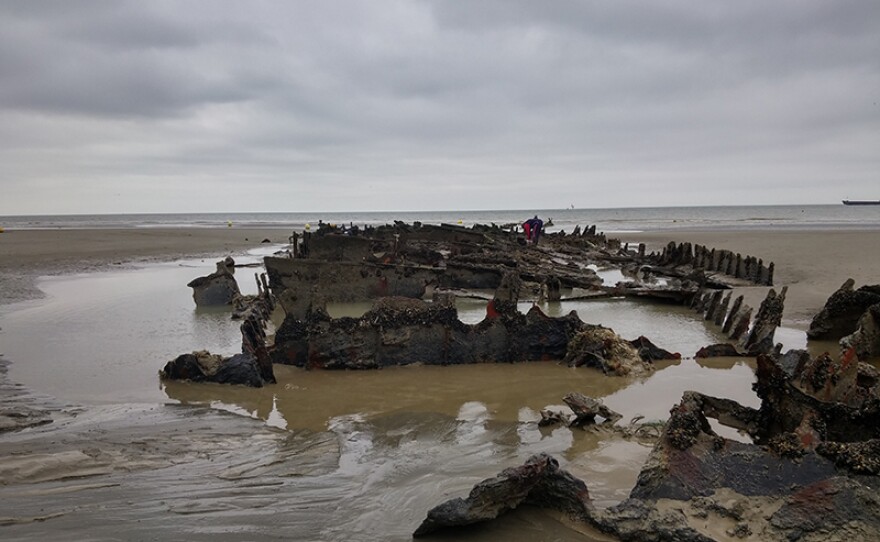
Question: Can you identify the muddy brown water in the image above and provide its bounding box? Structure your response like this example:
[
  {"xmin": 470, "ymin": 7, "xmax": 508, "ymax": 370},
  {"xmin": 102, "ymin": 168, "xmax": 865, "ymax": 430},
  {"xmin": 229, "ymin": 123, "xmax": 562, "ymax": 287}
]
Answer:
[{"xmin": 0, "ymin": 251, "xmax": 841, "ymax": 541}]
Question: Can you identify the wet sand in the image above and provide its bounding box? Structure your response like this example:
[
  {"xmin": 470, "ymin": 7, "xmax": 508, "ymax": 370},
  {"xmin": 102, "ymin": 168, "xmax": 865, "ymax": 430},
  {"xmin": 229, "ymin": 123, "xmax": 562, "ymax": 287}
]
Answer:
[
  {"xmin": 0, "ymin": 227, "xmax": 288, "ymax": 271},
  {"xmin": 1, "ymin": 226, "xmax": 877, "ymax": 541},
  {"xmin": 0, "ymin": 228, "xmax": 288, "ymax": 303}
]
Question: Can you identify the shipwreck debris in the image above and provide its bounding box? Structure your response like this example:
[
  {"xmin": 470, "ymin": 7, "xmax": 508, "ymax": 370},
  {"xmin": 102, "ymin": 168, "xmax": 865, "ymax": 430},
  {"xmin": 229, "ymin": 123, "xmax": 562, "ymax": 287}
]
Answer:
[
  {"xmin": 564, "ymin": 392, "xmax": 622, "ymax": 427},
  {"xmin": 805, "ymin": 279, "xmax": 880, "ymax": 362},
  {"xmin": 186, "ymin": 258, "xmax": 241, "ymax": 306},
  {"xmin": 629, "ymin": 335, "xmax": 681, "ymax": 363},
  {"xmin": 807, "ymin": 279, "xmax": 880, "ymax": 340},
  {"xmin": 413, "ymin": 453, "xmax": 592, "ymax": 537},
  {"xmin": 160, "ymin": 350, "xmax": 269, "ymax": 387},
  {"xmin": 261, "ymin": 220, "xmax": 761, "ymax": 372},
  {"xmin": 740, "ymin": 286, "xmax": 787, "ymax": 355},
  {"xmin": 413, "ymin": 451, "xmax": 719, "ymax": 541},
  {"xmin": 563, "ymin": 327, "xmax": 654, "ymax": 376},
  {"xmin": 266, "ymin": 220, "xmax": 773, "ymax": 324},
  {"xmin": 653, "ymin": 242, "xmax": 774, "ymax": 286},
  {"xmin": 167, "ymin": 221, "xmax": 788, "ymax": 390},
  {"xmin": 538, "ymin": 393, "xmax": 664, "ymax": 442},
  {"xmin": 692, "ymin": 287, "xmax": 787, "ymax": 358},
  {"xmin": 162, "ymin": 271, "xmax": 276, "ymax": 387},
  {"xmin": 271, "ymin": 296, "xmax": 587, "ymax": 369},
  {"xmin": 417, "ymin": 338, "xmax": 880, "ymax": 540},
  {"xmin": 840, "ymin": 303, "xmax": 880, "ymax": 361},
  {"xmin": 538, "ymin": 392, "xmax": 622, "ymax": 427}
]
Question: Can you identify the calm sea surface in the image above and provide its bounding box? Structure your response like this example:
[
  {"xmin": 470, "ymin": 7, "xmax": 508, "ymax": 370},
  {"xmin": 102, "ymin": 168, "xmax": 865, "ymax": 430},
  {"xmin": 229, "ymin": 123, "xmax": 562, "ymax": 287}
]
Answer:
[{"xmin": 3, "ymin": 204, "xmax": 880, "ymax": 232}]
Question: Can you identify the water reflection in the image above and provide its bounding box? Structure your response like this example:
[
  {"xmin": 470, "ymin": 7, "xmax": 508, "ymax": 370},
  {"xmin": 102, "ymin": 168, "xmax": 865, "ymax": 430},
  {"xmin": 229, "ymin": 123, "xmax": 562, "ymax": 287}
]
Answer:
[
  {"xmin": 161, "ymin": 354, "xmax": 762, "ymax": 515},
  {"xmin": 163, "ymin": 363, "xmax": 635, "ymax": 432},
  {"xmin": 455, "ymin": 401, "xmax": 491, "ymax": 446},
  {"xmin": 587, "ymin": 264, "xmax": 630, "ymax": 286},
  {"xmin": 455, "ymin": 296, "xmax": 494, "ymax": 324},
  {"xmin": 266, "ymin": 395, "xmax": 287, "ymax": 429},
  {"xmin": 2, "ymin": 264, "xmax": 246, "ymax": 404}
]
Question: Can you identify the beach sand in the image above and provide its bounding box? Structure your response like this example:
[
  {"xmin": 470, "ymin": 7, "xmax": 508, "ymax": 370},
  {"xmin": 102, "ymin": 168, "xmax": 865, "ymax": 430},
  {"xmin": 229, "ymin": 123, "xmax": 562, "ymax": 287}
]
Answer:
[
  {"xmin": 0, "ymin": 227, "xmax": 290, "ymax": 303},
  {"xmin": 0, "ymin": 227, "xmax": 290, "ymax": 272}
]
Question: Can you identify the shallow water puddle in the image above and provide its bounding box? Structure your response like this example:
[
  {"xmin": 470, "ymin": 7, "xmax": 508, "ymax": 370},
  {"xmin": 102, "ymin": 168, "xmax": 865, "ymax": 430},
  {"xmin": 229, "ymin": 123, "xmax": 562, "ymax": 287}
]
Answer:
[{"xmin": 587, "ymin": 263, "xmax": 630, "ymax": 286}]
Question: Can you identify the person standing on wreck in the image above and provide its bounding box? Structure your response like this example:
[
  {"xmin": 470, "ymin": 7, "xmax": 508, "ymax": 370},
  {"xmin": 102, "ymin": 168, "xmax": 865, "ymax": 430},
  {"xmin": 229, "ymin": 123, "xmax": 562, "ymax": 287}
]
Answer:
[
  {"xmin": 522, "ymin": 218, "xmax": 533, "ymax": 244},
  {"xmin": 522, "ymin": 216, "xmax": 544, "ymax": 245},
  {"xmin": 530, "ymin": 216, "xmax": 544, "ymax": 245}
]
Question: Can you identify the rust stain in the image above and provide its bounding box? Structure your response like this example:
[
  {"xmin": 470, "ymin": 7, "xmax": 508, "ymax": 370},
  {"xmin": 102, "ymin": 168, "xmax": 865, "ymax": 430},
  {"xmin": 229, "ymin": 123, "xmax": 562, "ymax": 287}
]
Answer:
[{"xmin": 485, "ymin": 300, "xmax": 500, "ymax": 319}]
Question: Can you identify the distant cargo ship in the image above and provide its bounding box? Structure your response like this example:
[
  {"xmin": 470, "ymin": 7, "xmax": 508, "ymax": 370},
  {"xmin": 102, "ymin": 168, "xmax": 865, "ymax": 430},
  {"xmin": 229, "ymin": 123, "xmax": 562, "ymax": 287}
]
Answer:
[{"xmin": 842, "ymin": 200, "xmax": 880, "ymax": 206}]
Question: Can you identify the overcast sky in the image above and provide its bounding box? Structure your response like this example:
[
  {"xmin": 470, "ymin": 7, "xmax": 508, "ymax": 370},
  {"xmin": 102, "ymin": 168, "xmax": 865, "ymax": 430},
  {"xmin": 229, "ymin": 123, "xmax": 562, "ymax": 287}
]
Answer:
[{"xmin": 1, "ymin": 1, "xmax": 877, "ymax": 215}]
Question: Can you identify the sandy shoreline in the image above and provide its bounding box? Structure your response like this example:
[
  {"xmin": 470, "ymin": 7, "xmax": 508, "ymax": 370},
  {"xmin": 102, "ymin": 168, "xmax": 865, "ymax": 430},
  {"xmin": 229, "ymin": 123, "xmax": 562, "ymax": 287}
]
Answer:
[
  {"xmin": 3, "ymin": 226, "xmax": 877, "ymax": 328},
  {"xmin": 0, "ymin": 227, "xmax": 292, "ymax": 272},
  {"xmin": 0, "ymin": 227, "xmax": 292, "ymax": 304}
]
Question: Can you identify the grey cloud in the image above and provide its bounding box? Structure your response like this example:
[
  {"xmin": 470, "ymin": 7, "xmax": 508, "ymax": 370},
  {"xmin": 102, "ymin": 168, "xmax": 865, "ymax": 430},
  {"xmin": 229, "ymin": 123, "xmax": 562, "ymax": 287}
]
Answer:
[
  {"xmin": 0, "ymin": 3, "xmax": 276, "ymax": 118},
  {"xmin": 0, "ymin": 1, "xmax": 877, "ymax": 214}
]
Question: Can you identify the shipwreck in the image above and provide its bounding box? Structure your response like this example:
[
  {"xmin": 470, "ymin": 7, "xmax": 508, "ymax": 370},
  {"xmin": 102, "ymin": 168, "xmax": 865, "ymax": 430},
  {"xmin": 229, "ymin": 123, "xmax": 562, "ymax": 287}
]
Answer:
[
  {"xmin": 157, "ymin": 219, "xmax": 880, "ymax": 540},
  {"xmin": 162, "ymin": 219, "xmax": 783, "ymax": 384}
]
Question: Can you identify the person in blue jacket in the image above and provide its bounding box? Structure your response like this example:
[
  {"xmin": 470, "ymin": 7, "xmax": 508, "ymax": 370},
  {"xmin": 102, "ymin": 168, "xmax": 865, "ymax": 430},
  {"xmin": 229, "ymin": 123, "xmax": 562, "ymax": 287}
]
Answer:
[
  {"xmin": 530, "ymin": 216, "xmax": 544, "ymax": 245},
  {"xmin": 523, "ymin": 215, "xmax": 544, "ymax": 245}
]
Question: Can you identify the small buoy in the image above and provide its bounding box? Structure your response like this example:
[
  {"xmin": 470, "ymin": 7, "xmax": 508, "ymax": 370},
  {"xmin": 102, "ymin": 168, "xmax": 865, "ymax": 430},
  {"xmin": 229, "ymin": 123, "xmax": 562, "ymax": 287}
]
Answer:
[
  {"xmin": 227, "ymin": 221, "xmax": 233, "ymax": 227},
  {"xmin": 457, "ymin": 219, "xmax": 463, "ymax": 225},
  {"xmin": 305, "ymin": 223, "xmax": 311, "ymax": 231}
]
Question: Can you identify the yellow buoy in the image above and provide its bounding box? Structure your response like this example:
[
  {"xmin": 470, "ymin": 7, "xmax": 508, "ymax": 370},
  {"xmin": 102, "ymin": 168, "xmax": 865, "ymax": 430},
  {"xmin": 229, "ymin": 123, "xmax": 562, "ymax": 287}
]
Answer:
[
  {"xmin": 305, "ymin": 223, "xmax": 311, "ymax": 231},
  {"xmin": 227, "ymin": 220, "xmax": 233, "ymax": 227}
]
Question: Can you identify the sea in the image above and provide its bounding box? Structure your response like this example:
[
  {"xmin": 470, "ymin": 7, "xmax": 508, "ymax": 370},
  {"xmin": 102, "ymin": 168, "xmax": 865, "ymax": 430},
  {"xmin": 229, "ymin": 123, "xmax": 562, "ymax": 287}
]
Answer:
[{"xmin": 2, "ymin": 203, "xmax": 880, "ymax": 232}]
